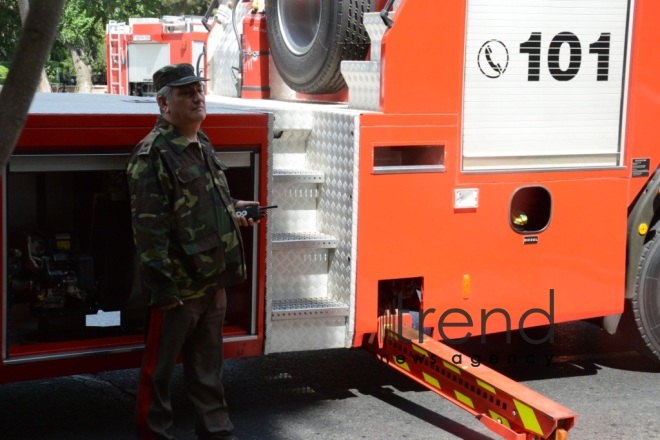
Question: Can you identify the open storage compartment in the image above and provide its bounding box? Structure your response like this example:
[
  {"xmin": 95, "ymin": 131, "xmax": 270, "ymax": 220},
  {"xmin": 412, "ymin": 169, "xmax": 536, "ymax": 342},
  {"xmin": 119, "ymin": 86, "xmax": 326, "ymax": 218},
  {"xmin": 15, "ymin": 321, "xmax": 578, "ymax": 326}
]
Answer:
[{"xmin": 3, "ymin": 151, "xmax": 259, "ymax": 357}]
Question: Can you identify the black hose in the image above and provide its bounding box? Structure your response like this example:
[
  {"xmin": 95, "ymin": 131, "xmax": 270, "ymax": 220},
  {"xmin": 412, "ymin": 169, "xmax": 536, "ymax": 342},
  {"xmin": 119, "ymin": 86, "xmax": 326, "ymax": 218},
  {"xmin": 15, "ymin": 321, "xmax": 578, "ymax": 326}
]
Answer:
[
  {"xmin": 201, "ymin": 0, "xmax": 219, "ymax": 32},
  {"xmin": 380, "ymin": 0, "xmax": 396, "ymax": 28},
  {"xmin": 195, "ymin": 45, "xmax": 206, "ymax": 78},
  {"xmin": 232, "ymin": 2, "xmax": 243, "ymax": 94}
]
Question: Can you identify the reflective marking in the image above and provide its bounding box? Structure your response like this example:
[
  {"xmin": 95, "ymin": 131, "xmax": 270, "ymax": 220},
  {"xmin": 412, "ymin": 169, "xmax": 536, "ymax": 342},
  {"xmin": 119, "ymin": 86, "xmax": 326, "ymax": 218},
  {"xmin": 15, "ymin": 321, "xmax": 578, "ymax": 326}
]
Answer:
[
  {"xmin": 488, "ymin": 410, "xmax": 511, "ymax": 429},
  {"xmin": 477, "ymin": 379, "xmax": 496, "ymax": 394},
  {"xmin": 455, "ymin": 391, "xmax": 475, "ymax": 409},
  {"xmin": 443, "ymin": 361, "xmax": 461, "ymax": 375},
  {"xmin": 412, "ymin": 345, "xmax": 428, "ymax": 356},
  {"xmin": 398, "ymin": 361, "xmax": 410, "ymax": 372},
  {"xmin": 514, "ymin": 399, "xmax": 543, "ymax": 435},
  {"xmin": 423, "ymin": 372, "xmax": 441, "ymax": 389}
]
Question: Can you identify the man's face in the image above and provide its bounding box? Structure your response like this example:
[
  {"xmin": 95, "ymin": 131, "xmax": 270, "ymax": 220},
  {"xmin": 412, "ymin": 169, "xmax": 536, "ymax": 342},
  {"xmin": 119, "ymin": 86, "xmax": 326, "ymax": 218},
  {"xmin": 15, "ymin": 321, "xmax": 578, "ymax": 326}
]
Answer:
[{"xmin": 162, "ymin": 82, "xmax": 206, "ymax": 128}]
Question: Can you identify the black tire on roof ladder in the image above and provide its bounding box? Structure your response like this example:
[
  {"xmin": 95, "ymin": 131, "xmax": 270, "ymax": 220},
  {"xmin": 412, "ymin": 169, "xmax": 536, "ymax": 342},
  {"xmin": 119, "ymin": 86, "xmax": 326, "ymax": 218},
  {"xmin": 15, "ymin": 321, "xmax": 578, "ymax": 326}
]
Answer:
[
  {"xmin": 622, "ymin": 228, "xmax": 660, "ymax": 363},
  {"xmin": 265, "ymin": 0, "xmax": 373, "ymax": 95}
]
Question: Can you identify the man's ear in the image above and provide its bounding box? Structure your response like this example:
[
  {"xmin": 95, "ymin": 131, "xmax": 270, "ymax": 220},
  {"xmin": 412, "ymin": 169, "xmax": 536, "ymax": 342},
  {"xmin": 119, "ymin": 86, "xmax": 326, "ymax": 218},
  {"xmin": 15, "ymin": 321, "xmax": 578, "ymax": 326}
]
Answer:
[{"xmin": 157, "ymin": 95, "xmax": 168, "ymax": 113}]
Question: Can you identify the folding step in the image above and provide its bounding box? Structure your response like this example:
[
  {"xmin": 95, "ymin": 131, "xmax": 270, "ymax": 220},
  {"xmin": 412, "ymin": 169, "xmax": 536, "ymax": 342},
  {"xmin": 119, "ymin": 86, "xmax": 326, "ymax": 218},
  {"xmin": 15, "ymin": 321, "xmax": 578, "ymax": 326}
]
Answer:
[
  {"xmin": 271, "ymin": 297, "xmax": 349, "ymax": 320},
  {"xmin": 271, "ymin": 232, "xmax": 337, "ymax": 250},
  {"xmin": 273, "ymin": 168, "xmax": 324, "ymax": 184},
  {"xmin": 265, "ymin": 312, "xmax": 348, "ymax": 353},
  {"xmin": 365, "ymin": 314, "xmax": 577, "ymax": 440}
]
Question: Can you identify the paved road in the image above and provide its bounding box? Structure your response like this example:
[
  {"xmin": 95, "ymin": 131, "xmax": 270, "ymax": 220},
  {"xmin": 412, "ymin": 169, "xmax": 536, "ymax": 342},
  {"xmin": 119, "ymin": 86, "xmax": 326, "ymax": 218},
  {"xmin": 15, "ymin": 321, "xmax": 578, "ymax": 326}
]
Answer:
[{"xmin": 1, "ymin": 321, "xmax": 659, "ymax": 439}]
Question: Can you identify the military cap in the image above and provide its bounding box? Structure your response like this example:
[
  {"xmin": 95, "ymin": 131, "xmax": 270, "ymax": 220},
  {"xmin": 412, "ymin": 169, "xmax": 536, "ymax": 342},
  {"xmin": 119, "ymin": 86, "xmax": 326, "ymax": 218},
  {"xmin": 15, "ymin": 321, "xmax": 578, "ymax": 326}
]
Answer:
[{"xmin": 152, "ymin": 63, "xmax": 208, "ymax": 91}]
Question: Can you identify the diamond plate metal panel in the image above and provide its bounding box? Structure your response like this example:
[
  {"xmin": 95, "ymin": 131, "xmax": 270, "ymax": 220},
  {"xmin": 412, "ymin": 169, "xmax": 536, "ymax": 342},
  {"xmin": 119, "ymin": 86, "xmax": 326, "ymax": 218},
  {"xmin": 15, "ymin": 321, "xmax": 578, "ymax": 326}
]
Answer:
[
  {"xmin": 305, "ymin": 111, "xmax": 360, "ymax": 346},
  {"xmin": 272, "ymin": 153, "xmax": 307, "ymax": 170},
  {"xmin": 265, "ymin": 317, "xmax": 347, "ymax": 353},
  {"xmin": 274, "ymin": 129, "xmax": 311, "ymax": 149},
  {"xmin": 363, "ymin": 12, "xmax": 391, "ymax": 61},
  {"xmin": 271, "ymin": 297, "xmax": 348, "ymax": 320},
  {"xmin": 272, "ymin": 232, "xmax": 338, "ymax": 250},
  {"xmin": 271, "ymin": 109, "xmax": 314, "ymax": 133},
  {"xmin": 207, "ymin": 3, "xmax": 251, "ymax": 97},
  {"xmin": 273, "ymin": 130, "xmax": 309, "ymax": 169},
  {"xmin": 341, "ymin": 61, "xmax": 381, "ymax": 111},
  {"xmin": 273, "ymin": 169, "xmax": 324, "ymax": 183},
  {"xmin": 248, "ymin": 102, "xmax": 362, "ymax": 352},
  {"xmin": 271, "ymin": 249, "xmax": 329, "ymax": 299},
  {"xmin": 270, "ymin": 183, "xmax": 318, "ymax": 232}
]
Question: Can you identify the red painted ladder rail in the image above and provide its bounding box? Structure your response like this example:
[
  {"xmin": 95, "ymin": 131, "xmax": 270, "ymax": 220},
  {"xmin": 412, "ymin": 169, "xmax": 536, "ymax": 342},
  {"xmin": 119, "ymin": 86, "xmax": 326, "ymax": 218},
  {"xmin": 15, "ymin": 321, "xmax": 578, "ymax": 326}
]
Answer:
[{"xmin": 364, "ymin": 313, "xmax": 577, "ymax": 440}]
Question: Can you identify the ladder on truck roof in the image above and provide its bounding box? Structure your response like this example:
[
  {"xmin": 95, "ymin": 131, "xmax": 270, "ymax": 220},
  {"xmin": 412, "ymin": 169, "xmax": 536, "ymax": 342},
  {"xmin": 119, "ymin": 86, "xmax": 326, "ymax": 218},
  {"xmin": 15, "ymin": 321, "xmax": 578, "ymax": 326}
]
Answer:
[
  {"xmin": 106, "ymin": 20, "xmax": 128, "ymax": 95},
  {"xmin": 365, "ymin": 313, "xmax": 576, "ymax": 440}
]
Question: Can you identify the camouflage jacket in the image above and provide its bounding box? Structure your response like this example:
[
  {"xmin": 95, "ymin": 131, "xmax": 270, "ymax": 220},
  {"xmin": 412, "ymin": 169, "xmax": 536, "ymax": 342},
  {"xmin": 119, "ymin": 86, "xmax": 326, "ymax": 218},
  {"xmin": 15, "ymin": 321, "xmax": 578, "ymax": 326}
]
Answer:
[{"xmin": 126, "ymin": 117, "xmax": 246, "ymax": 307}]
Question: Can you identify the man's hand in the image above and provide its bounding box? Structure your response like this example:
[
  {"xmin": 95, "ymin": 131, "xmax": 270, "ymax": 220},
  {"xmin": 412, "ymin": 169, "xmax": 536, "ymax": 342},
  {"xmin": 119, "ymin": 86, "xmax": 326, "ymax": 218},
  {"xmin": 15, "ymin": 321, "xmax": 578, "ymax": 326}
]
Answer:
[
  {"xmin": 234, "ymin": 200, "xmax": 260, "ymax": 227},
  {"xmin": 161, "ymin": 300, "xmax": 184, "ymax": 311}
]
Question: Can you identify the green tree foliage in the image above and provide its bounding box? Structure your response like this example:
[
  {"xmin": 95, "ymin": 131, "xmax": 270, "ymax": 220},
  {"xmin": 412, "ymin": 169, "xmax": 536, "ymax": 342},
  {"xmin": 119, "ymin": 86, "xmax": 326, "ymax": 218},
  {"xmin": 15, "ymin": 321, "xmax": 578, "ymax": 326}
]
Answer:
[
  {"xmin": 0, "ymin": 2, "xmax": 22, "ymax": 62},
  {"xmin": 58, "ymin": 0, "xmax": 208, "ymax": 80},
  {"xmin": 161, "ymin": 0, "xmax": 208, "ymax": 16},
  {"xmin": 0, "ymin": 0, "xmax": 212, "ymax": 87},
  {"xmin": 58, "ymin": 0, "xmax": 163, "ymax": 88},
  {"xmin": 0, "ymin": 0, "xmax": 66, "ymax": 168},
  {"xmin": 0, "ymin": 64, "xmax": 8, "ymax": 85}
]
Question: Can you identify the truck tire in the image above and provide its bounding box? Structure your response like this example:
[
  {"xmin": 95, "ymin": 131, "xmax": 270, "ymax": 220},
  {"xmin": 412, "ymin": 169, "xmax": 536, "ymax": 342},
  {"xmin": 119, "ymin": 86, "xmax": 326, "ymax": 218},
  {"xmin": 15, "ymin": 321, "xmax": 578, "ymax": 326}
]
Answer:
[
  {"xmin": 623, "ymin": 229, "xmax": 660, "ymax": 363},
  {"xmin": 265, "ymin": 0, "xmax": 373, "ymax": 95}
]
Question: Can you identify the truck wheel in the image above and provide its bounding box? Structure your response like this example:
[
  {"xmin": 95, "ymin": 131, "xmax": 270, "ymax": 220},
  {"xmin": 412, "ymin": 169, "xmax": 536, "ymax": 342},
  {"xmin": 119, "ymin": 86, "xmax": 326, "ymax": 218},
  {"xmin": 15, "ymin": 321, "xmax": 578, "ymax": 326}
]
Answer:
[
  {"xmin": 265, "ymin": 0, "xmax": 373, "ymax": 94},
  {"xmin": 624, "ymin": 229, "xmax": 660, "ymax": 363}
]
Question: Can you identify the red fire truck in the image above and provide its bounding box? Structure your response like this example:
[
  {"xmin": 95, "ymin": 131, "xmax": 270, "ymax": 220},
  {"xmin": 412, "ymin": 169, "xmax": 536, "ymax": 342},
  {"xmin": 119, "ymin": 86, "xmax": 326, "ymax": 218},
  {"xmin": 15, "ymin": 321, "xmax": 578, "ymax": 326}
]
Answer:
[
  {"xmin": 106, "ymin": 15, "xmax": 209, "ymax": 96},
  {"xmin": 4, "ymin": 0, "xmax": 659, "ymax": 438}
]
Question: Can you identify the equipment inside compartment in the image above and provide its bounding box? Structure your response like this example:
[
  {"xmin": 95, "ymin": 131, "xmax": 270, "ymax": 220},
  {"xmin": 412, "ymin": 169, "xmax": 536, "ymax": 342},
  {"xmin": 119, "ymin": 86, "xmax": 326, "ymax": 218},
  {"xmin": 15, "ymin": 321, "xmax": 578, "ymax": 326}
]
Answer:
[{"xmin": 5, "ymin": 170, "xmax": 143, "ymax": 343}]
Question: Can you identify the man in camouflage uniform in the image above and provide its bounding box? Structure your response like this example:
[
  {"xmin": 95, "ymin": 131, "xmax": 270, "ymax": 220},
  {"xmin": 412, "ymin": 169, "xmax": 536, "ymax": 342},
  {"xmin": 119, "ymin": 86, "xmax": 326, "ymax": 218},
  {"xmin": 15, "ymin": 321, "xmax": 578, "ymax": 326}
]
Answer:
[{"xmin": 127, "ymin": 63, "xmax": 257, "ymax": 440}]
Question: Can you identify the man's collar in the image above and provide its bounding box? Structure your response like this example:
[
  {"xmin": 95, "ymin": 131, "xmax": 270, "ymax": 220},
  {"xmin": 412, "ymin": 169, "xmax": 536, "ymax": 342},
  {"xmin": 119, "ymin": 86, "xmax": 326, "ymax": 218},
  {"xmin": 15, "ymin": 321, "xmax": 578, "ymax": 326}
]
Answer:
[{"xmin": 156, "ymin": 116, "xmax": 205, "ymax": 155}]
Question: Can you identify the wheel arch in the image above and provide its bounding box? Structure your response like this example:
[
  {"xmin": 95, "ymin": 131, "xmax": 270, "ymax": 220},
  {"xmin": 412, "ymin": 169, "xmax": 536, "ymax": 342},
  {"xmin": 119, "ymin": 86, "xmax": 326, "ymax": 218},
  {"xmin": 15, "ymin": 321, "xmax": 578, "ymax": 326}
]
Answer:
[
  {"xmin": 626, "ymin": 165, "xmax": 660, "ymax": 299},
  {"xmin": 605, "ymin": 165, "xmax": 660, "ymax": 334}
]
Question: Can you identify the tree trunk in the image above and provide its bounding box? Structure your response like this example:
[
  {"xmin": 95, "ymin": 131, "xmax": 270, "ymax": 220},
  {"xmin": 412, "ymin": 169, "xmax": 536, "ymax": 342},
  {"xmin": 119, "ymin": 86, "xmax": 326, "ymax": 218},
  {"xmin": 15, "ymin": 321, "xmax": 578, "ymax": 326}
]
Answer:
[
  {"xmin": 18, "ymin": 0, "xmax": 52, "ymax": 93},
  {"xmin": 0, "ymin": 1, "xmax": 66, "ymax": 170},
  {"xmin": 66, "ymin": 44, "xmax": 94, "ymax": 93}
]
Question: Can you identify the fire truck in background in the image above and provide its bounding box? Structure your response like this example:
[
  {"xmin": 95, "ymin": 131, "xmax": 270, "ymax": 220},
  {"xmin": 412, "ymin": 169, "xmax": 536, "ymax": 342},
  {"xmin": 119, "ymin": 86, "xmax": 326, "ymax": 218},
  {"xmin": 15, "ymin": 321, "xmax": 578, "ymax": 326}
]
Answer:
[
  {"xmin": 3, "ymin": 0, "xmax": 660, "ymax": 438},
  {"xmin": 105, "ymin": 15, "xmax": 209, "ymax": 96}
]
